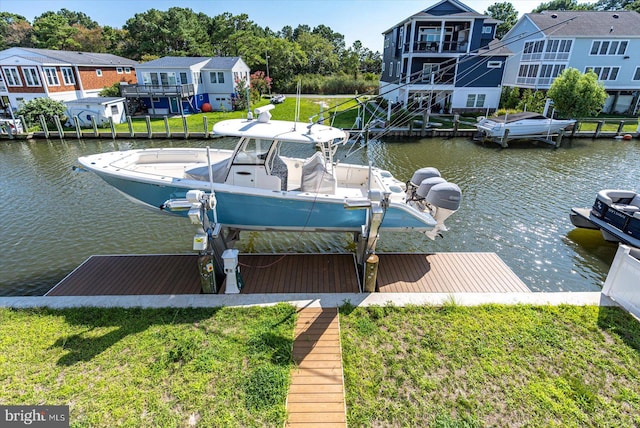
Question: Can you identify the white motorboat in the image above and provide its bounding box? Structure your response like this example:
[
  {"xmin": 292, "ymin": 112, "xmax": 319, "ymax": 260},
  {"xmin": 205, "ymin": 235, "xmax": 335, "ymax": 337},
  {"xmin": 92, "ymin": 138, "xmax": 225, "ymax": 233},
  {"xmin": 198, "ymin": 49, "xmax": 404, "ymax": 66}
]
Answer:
[
  {"xmin": 78, "ymin": 104, "xmax": 461, "ymax": 254},
  {"xmin": 476, "ymin": 112, "xmax": 575, "ymax": 141},
  {"xmin": 570, "ymin": 189, "xmax": 640, "ymax": 248}
]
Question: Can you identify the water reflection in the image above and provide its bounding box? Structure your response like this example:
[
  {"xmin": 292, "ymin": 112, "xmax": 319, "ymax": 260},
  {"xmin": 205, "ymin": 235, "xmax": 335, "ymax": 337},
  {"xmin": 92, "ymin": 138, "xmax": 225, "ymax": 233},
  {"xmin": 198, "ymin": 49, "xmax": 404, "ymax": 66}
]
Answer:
[{"xmin": 1, "ymin": 136, "xmax": 637, "ymax": 295}]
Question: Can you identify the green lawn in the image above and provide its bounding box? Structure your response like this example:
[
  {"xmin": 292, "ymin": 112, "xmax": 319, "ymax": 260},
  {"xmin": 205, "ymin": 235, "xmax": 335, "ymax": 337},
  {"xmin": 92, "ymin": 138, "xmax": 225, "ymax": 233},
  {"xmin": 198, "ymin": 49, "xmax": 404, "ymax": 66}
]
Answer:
[
  {"xmin": 0, "ymin": 305, "xmax": 296, "ymax": 427},
  {"xmin": 3, "ymin": 303, "xmax": 640, "ymax": 427},
  {"xmin": 340, "ymin": 303, "xmax": 640, "ymax": 427}
]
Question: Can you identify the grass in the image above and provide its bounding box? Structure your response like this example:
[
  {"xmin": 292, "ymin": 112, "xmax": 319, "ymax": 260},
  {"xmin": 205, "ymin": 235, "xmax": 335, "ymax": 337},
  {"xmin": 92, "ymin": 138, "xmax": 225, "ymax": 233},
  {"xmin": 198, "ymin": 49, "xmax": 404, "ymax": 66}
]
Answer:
[
  {"xmin": 69, "ymin": 96, "xmax": 361, "ymax": 136},
  {"xmin": 3, "ymin": 302, "xmax": 640, "ymax": 427},
  {"xmin": 339, "ymin": 303, "xmax": 640, "ymax": 427},
  {"xmin": 0, "ymin": 304, "xmax": 296, "ymax": 427}
]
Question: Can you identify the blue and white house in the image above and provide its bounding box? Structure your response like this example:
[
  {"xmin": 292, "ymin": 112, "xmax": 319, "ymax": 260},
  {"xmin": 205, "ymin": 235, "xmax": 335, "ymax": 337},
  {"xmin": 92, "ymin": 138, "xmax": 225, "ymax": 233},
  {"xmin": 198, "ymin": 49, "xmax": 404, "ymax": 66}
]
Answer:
[
  {"xmin": 121, "ymin": 56, "xmax": 250, "ymax": 115},
  {"xmin": 379, "ymin": 0, "xmax": 510, "ymax": 113},
  {"xmin": 501, "ymin": 10, "xmax": 640, "ymax": 115}
]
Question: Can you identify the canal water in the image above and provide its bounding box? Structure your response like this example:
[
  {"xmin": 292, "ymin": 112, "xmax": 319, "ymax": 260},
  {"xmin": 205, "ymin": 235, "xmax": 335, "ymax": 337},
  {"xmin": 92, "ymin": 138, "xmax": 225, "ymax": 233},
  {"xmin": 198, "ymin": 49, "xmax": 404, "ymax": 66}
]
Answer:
[{"xmin": 1, "ymin": 136, "xmax": 638, "ymax": 296}]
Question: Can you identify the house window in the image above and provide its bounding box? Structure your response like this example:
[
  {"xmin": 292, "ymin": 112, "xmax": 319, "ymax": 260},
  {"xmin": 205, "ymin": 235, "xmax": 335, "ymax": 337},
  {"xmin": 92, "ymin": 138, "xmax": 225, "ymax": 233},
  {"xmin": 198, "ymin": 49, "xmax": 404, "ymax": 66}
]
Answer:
[
  {"xmin": 116, "ymin": 67, "xmax": 123, "ymax": 74},
  {"xmin": 516, "ymin": 64, "xmax": 539, "ymax": 85},
  {"xmin": 61, "ymin": 67, "xmax": 75, "ymax": 85},
  {"xmin": 522, "ymin": 40, "xmax": 544, "ymax": 61},
  {"xmin": 396, "ymin": 61, "xmax": 400, "ymax": 78},
  {"xmin": 179, "ymin": 72, "xmax": 188, "ymax": 84},
  {"xmin": 217, "ymin": 72, "xmax": 224, "ymax": 83},
  {"xmin": 590, "ymin": 40, "xmax": 628, "ymax": 55},
  {"xmin": 482, "ymin": 26, "xmax": 493, "ymax": 34},
  {"xmin": 3, "ymin": 67, "xmax": 22, "ymax": 86},
  {"xmin": 487, "ymin": 61, "xmax": 502, "ymax": 68},
  {"xmin": 381, "ymin": 63, "xmax": 385, "ymax": 73},
  {"xmin": 125, "ymin": 67, "xmax": 131, "ymax": 74},
  {"xmin": 538, "ymin": 64, "xmax": 566, "ymax": 85},
  {"xmin": 586, "ymin": 66, "xmax": 619, "ymax": 81},
  {"xmin": 110, "ymin": 105, "xmax": 118, "ymax": 115},
  {"xmin": 544, "ymin": 39, "xmax": 572, "ymax": 60},
  {"xmin": 23, "ymin": 67, "xmax": 41, "ymax": 86},
  {"xmin": 422, "ymin": 63, "xmax": 439, "ymax": 82},
  {"xmin": 389, "ymin": 62, "xmax": 393, "ymax": 77},
  {"xmin": 96, "ymin": 69, "xmax": 102, "ymax": 77},
  {"xmin": 633, "ymin": 67, "xmax": 640, "ymax": 81},
  {"xmin": 466, "ymin": 94, "xmax": 486, "ymax": 108},
  {"xmin": 418, "ymin": 26, "xmax": 441, "ymax": 43},
  {"xmin": 43, "ymin": 67, "xmax": 60, "ymax": 85}
]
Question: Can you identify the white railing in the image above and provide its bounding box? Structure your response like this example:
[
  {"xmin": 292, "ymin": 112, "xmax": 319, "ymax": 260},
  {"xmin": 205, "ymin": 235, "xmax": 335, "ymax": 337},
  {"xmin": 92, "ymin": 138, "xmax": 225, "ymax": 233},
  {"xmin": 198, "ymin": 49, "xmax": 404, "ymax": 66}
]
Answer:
[{"xmin": 602, "ymin": 244, "xmax": 640, "ymax": 319}]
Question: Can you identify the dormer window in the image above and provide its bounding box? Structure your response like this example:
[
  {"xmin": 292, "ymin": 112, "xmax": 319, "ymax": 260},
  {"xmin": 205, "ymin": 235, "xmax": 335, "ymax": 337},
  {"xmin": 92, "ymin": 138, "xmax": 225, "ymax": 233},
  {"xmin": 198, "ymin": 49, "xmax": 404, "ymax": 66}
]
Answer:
[{"xmin": 482, "ymin": 26, "xmax": 493, "ymax": 35}]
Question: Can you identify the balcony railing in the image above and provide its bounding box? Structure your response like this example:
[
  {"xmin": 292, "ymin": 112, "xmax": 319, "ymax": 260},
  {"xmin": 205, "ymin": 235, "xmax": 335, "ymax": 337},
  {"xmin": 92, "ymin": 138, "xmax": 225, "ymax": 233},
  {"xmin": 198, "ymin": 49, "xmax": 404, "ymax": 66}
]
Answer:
[
  {"xmin": 121, "ymin": 83, "xmax": 195, "ymax": 98},
  {"xmin": 405, "ymin": 41, "xmax": 468, "ymax": 54}
]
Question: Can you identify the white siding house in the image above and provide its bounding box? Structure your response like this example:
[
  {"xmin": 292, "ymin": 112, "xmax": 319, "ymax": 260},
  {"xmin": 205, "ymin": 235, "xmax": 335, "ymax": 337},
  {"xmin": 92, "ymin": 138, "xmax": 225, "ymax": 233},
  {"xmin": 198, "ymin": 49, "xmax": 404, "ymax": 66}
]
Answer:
[
  {"xmin": 501, "ymin": 10, "xmax": 640, "ymax": 115},
  {"xmin": 123, "ymin": 56, "xmax": 250, "ymax": 115}
]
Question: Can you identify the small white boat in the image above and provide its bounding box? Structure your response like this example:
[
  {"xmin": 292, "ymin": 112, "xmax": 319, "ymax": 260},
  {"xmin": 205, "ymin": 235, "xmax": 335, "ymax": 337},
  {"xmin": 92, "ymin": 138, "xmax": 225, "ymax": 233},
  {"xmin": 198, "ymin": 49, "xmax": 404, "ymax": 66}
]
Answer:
[
  {"xmin": 78, "ymin": 104, "xmax": 461, "ymax": 251},
  {"xmin": 570, "ymin": 189, "xmax": 640, "ymax": 248},
  {"xmin": 476, "ymin": 112, "xmax": 575, "ymax": 140}
]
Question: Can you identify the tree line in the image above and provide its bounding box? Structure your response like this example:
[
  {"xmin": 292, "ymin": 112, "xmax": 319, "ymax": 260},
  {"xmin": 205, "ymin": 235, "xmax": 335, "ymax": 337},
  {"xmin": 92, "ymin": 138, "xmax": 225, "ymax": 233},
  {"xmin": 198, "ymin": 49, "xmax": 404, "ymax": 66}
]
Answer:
[
  {"xmin": 1, "ymin": 0, "xmax": 638, "ymax": 93},
  {"xmin": 0, "ymin": 8, "xmax": 381, "ymax": 93}
]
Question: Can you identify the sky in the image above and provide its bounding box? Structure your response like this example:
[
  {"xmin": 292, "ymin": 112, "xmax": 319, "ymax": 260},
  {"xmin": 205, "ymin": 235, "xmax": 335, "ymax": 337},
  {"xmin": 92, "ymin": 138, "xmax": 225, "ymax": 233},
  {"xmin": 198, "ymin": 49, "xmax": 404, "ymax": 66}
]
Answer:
[{"xmin": 2, "ymin": 0, "xmax": 591, "ymax": 52}]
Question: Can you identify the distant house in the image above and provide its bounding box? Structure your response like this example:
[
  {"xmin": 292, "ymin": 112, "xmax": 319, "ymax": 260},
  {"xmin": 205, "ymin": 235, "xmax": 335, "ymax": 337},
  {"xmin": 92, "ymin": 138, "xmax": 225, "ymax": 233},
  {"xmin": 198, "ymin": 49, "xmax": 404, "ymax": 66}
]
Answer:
[
  {"xmin": 0, "ymin": 47, "xmax": 138, "ymax": 117},
  {"xmin": 379, "ymin": 0, "xmax": 510, "ymax": 113},
  {"xmin": 121, "ymin": 56, "xmax": 250, "ymax": 115},
  {"xmin": 501, "ymin": 10, "xmax": 640, "ymax": 115},
  {"xmin": 65, "ymin": 97, "xmax": 126, "ymax": 127}
]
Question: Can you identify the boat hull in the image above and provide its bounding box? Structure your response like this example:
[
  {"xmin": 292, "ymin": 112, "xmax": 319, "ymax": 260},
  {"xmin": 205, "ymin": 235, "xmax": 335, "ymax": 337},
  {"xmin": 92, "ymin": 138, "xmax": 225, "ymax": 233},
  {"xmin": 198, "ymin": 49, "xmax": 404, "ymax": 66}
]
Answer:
[
  {"xmin": 570, "ymin": 207, "xmax": 640, "ymax": 248},
  {"xmin": 97, "ymin": 170, "xmax": 436, "ymax": 232}
]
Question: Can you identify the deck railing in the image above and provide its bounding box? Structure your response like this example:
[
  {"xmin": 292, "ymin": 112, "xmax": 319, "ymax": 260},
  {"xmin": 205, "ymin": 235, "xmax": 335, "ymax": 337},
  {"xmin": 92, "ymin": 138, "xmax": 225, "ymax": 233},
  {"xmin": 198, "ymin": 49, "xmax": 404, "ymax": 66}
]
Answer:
[{"xmin": 121, "ymin": 83, "xmax": 195, "ymax": 98}]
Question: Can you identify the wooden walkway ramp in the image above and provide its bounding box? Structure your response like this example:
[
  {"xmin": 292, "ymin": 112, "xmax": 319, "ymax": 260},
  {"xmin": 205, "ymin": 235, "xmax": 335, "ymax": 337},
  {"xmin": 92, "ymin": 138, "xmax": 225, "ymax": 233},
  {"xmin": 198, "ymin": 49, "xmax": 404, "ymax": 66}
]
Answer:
[{"xmin": 287, "ymin": 308, "xmax": 346, "ymax": 427}]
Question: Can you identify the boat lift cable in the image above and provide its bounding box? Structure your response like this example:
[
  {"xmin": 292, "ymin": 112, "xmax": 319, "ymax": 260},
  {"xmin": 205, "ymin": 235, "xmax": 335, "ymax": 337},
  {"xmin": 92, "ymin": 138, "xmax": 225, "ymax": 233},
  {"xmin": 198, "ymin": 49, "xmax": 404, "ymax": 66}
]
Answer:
[{"xmin": 313, "ymin": 15, "xmax": 578, "ymax": 130}]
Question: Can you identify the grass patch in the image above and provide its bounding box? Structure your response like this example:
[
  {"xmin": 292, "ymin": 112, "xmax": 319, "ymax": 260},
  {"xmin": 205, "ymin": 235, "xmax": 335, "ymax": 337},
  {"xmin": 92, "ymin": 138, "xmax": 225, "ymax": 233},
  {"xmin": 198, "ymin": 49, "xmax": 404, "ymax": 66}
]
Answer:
[
  {"xmin": 0, "ymin": 304, "xmax": 296, "ymax": 427},
  {"xmin": 339, "ymin": 304, "xmax": 640, "ymax": 427}
]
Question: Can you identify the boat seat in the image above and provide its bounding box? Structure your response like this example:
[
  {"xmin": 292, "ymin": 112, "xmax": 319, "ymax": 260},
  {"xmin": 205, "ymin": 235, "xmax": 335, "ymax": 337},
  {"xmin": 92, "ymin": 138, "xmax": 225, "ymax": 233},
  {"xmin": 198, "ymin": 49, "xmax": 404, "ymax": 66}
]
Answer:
[
  {"xmin": 184, "ymin": 158, "xmax": 230, "ymax": 182},
  {"xmin": 269, "ymin": 155, "xmax": 288, "ymax": 191},
  {"xmin": 300, "ymin": 152, "xmax": 336, "ymax": 194}
]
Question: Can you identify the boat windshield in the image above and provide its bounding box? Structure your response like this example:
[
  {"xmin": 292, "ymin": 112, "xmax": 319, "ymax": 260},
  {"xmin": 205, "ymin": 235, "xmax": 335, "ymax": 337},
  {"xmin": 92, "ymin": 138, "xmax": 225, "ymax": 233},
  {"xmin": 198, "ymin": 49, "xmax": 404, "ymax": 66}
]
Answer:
[{"xmin": 233, "ymin": 138, "xmax": 276, "ymax": 165}]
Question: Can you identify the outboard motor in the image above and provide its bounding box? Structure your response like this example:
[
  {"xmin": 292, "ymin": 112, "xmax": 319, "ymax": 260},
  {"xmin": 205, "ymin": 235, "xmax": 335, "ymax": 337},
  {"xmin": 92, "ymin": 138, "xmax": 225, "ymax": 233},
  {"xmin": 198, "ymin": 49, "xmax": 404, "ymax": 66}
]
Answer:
[
  {"xmin": 416, "ymin": 176, "xmax": 447, "ymax": 200},
  {"xmin": 424, "ymin": 182, "xmax": 462, "ymax": 239},
  {"xmin": 407, "ymin": 167, "xmax": 440, "ymax": 200}
]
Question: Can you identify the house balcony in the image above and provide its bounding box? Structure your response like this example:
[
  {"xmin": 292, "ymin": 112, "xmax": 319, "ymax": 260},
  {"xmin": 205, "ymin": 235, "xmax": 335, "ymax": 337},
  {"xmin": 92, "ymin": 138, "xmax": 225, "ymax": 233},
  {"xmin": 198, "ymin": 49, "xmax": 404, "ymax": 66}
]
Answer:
[
  {"xmin": 406, "ymin": 40, "xmax": 468, "ymax": 54},
  {"xmin": 121, "ymin": 83, "xmax": 195, "ymax": 98}
]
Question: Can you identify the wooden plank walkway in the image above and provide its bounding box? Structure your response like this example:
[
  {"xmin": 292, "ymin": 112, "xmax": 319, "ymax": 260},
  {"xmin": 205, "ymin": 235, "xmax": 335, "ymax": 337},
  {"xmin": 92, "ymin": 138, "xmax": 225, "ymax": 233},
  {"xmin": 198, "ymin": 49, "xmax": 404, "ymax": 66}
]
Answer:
[
  {"xmin": 46, "ymin": 255, "xmax": 202, "ymax": 296},
  {"xmin": 233, "ymin": 254, "xmax": 361, "ymax": 294},
  {"xmin": 287, "ymin": 307, "xmax": 346, "ymax": 427},
  {"xmin": 46, "ymin": 252, "xmax": 529, "ymax": 296},
  {"xmin": 376, "ymin": 252, "xmax": 530, "ymax": 293}
]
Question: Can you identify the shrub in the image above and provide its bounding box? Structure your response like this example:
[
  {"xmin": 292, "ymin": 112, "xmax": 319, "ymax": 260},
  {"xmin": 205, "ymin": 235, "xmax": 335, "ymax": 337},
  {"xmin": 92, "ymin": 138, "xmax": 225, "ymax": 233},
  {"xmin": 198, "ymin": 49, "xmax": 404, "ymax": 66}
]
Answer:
[{"xmin": 16, "ymin": 97, "xmax": 67, "ymax": 129}]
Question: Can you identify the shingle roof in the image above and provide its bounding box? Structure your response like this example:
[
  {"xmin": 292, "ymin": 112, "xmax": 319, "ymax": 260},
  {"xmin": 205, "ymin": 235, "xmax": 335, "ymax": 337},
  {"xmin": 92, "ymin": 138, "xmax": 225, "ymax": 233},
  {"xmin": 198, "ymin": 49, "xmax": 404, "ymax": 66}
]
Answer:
[
  {"xmin": 203, "ymin": 57, "xmax": 242, "ymax": 69},
  {"xmin": 7, "ymin": 48, "xmax": 137, "ymax": 66},
  {"xmin": 527, "ymin": 10, "xmax": 640, "ymax": 37},
  {"xmin": 65, "ymin": 97, "xmax": 125, "ymax": 104},
  {"xmin": 135, "ymin": 56, "xmax": 211, "ymax": 68}
]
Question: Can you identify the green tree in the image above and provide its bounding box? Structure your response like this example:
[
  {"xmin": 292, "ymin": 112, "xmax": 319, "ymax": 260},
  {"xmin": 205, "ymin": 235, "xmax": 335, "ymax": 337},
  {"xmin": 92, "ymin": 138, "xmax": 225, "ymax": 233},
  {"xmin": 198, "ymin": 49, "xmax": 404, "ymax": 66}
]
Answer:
[
  {"xmin": 99, "ymin": 82, "xmax": 121, "ymax": 97},
  {"xmin": 626, "ymin": 0, "xmax": 640, "ymax": 11},
  {"xmin": 16, "ymin": 97, "xmax": 67, "ymax": 128},
  {"xmin": 32, "ymin": 12, "xmax": 79, "ymax": 49},
  {"xmin": 297, "ymin": 32, "xmax": 339, "ymax": 75},
  {"xmin": 500, "ymin": 86, "xmax": 521, "ymax": 109},
  {"xmin": 532, "ymin": 0, "xmax": 595, "ymax": 12},
  {"xmin": 55, "ymin": 8, "xmax": 98, "ymax": 29},
  {"xmin": 486, "ymin": 3, "xmax": 519, "ymax": 39},
  {"xmin": 517, "ymin": 89, "xmax": 547, "ymax": 112},
  {"xmin": 547, "ymin": 68, "xmax": 608, "ymax": 118},
  {"xmin": 0, "ymin": 12, "xmax": 31, "ymax": 49}
]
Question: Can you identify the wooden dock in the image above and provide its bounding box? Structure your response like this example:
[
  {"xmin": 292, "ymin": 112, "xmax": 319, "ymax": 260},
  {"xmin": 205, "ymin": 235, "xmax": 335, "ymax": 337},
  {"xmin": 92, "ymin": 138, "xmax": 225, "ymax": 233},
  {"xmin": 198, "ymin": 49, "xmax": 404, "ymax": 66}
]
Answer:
[
  {"xmin": 46, "ymin": 252, "xmax": 529, "ymax": 296},
  {"xmin": 287, "ymin": 307, "xmax": 346, "ymax": 427}
]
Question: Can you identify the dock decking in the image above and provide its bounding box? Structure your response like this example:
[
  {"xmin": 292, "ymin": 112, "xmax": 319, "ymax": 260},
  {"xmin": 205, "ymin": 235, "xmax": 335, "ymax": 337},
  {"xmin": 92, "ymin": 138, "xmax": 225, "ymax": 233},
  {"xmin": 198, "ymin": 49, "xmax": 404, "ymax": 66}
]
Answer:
[{"xmin": 46, "ymin": 252, "xmax": 530, "ymax": 296}]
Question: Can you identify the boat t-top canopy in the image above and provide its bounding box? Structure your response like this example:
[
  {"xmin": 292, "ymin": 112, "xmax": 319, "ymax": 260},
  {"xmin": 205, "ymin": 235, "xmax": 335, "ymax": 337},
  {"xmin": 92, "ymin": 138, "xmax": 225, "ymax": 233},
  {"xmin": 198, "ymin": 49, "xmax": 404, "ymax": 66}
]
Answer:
[{"xmin": 212, "ymin": 107, "xmax": 348, "ymax": 145}]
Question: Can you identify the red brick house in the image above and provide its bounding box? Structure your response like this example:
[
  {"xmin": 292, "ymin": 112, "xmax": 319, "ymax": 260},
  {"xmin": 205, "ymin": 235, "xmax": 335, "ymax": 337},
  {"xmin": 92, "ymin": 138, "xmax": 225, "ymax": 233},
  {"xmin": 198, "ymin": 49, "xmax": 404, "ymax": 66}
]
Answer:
[{"xmin": 0, "ymin": 47, "xmax": 138, "ymax": 116}]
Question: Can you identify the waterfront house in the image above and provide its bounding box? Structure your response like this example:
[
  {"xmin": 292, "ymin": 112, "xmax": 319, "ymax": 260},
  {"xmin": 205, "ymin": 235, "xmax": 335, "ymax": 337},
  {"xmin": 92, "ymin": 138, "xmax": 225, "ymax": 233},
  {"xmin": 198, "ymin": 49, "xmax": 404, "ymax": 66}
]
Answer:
[
  {"xmin": 0, "ymin": 47, "xmax": 138, "ymax": 117},
  {"xmin": 122, "ymin": 56, "xmax": 250, "ymax": 116},
  {"xmin": 379, "ymin": 0, "xmax": 509, "ymax": 114},
  {"xmin": 500, "ymin": 10, "xmax": 640, "ymax": 115}
]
